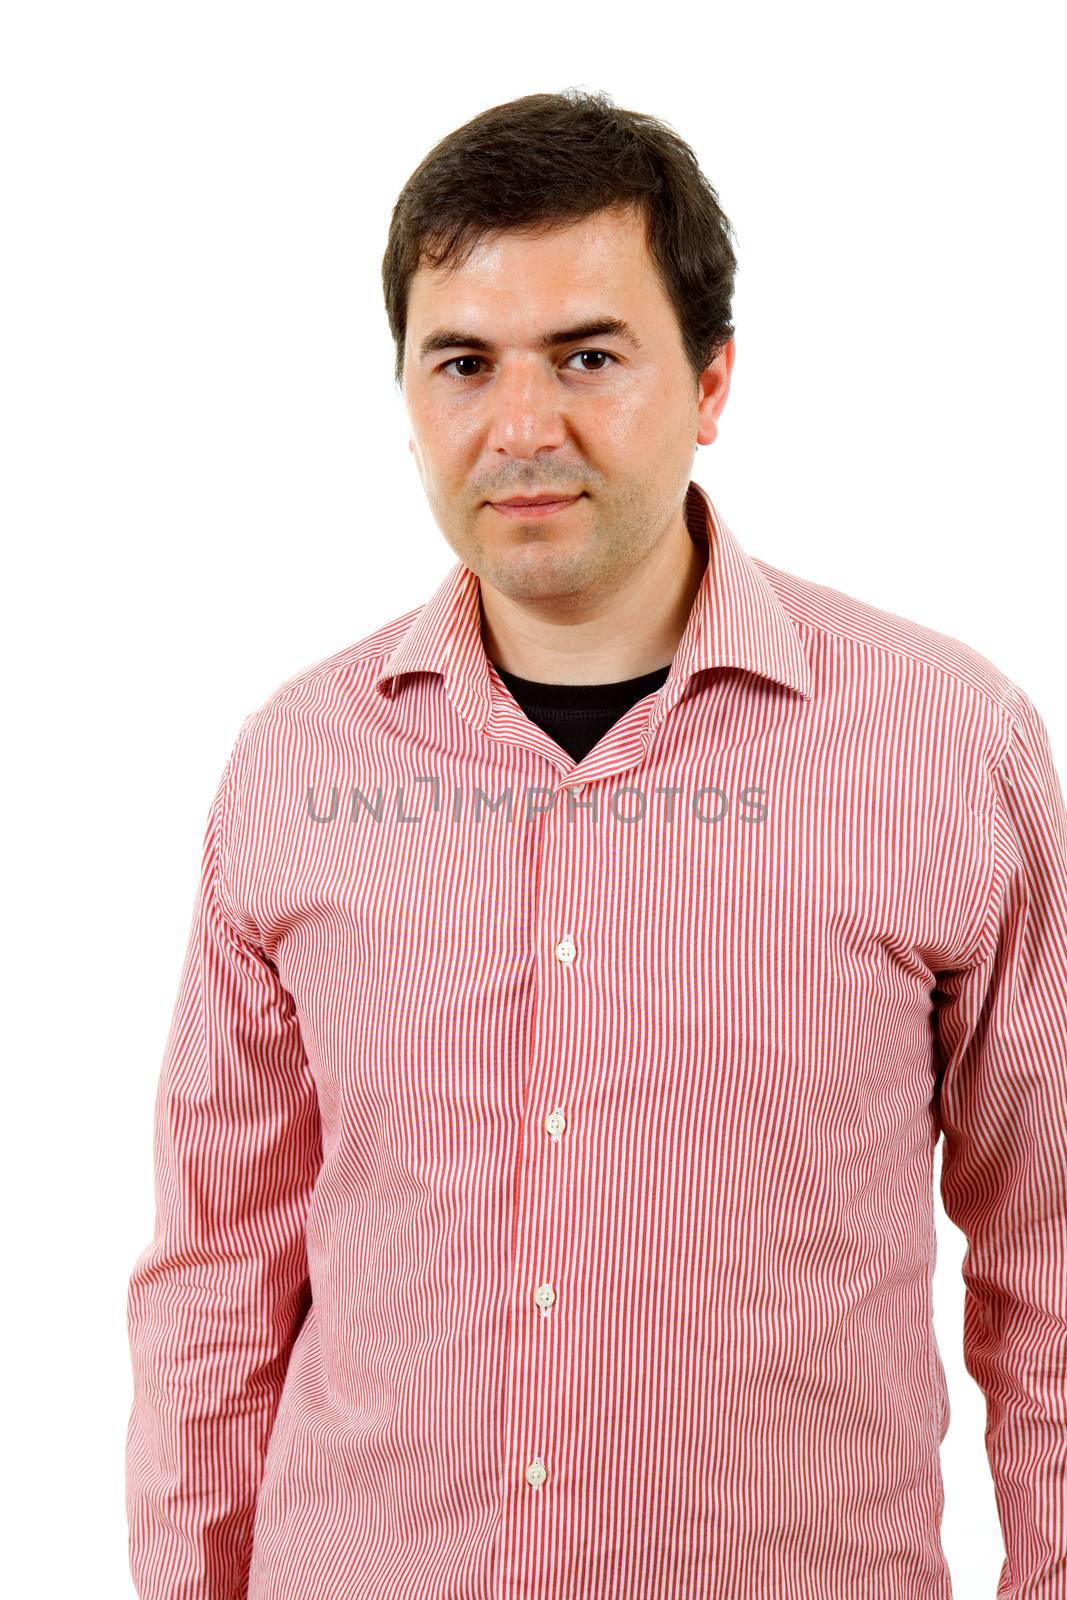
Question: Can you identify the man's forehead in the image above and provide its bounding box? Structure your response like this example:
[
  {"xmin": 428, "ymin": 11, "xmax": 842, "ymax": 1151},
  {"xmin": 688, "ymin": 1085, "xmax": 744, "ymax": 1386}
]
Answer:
[
  {"xmin": 415, "ymin": 209, "xmax": 648, "ymax": 289},
  {"xmin": 408, "ymin": 235, "xmax": 657, "ymax": 339}
]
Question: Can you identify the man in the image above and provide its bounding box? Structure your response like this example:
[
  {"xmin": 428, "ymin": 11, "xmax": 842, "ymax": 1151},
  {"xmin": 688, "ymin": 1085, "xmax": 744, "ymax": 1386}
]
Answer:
[{"xmin": 126, "ymin": 89, "xmax": 1067, "ymax": 1599}]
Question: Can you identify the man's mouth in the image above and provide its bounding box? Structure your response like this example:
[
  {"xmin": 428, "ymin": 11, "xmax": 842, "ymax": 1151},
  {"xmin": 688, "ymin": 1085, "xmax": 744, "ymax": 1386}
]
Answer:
[{"xmin": 489, "ymin": 493, "xmax": 583, "ymax": 518}]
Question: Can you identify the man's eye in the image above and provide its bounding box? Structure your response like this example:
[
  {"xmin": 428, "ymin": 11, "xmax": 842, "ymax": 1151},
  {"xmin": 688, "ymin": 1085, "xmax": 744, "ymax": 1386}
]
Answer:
[
  {"xmin": 441, "ymin": 356, "xmax": 486, "ymax": 379},
  {"xmin": 565, "ymin": 350, "xmax": 616, "ymax": 372},
  {"xmin": 440, "ymin": 350, "xmax": 617, "ymax": 379}
]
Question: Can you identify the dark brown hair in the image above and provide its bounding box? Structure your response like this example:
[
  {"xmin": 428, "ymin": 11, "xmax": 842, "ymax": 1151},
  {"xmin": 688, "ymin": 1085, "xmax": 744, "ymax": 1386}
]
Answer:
[{"xmin": 381, "ymin": 88, "xmax": 738, "ymax": 392}]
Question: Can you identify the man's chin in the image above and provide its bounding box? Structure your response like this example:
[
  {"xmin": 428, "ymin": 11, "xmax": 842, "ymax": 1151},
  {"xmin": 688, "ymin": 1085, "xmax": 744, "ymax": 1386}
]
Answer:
[{"xmin": 484, "ymin": 545, "xmax": 599, "ymax": 604}]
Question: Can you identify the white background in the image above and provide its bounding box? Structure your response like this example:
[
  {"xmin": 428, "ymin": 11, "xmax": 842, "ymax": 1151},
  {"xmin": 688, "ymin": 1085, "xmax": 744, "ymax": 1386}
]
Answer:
[{"xmin": 3, "ymin": 2, "xmax": 1064, "ymax": 1594}]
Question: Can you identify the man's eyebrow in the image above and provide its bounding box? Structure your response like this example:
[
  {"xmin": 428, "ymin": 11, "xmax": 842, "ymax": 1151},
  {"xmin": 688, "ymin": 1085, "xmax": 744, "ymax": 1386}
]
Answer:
[{"xmin": 416, "ymin": 317, "xmax": 643, "ymax": 362}]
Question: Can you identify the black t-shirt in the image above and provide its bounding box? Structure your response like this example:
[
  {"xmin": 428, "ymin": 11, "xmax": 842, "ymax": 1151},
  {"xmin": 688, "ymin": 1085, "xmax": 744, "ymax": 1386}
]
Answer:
[{"xmin": 492, "ymin": 662, "xmax": 672, "ymax": 763}]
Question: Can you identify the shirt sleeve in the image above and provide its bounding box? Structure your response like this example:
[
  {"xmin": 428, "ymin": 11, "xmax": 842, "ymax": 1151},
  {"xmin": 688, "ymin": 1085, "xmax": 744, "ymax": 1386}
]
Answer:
[
  {"xmin": 125, "ymin": 732, "xmax": 322, "ymax": 1600},
  {"xmin": 933, "ymin": 685, "xmax": 1067, "ymax": 1599}
]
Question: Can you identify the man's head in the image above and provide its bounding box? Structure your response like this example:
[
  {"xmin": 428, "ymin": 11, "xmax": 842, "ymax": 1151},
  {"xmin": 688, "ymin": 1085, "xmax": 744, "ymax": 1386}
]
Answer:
[{"xmin": 381, "ymin": 89, "xmax": 737, "ymax": 614}]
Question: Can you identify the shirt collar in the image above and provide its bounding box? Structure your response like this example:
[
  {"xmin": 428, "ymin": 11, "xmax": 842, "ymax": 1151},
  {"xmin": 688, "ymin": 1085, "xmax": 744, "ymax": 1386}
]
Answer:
[{"xmin": 374, "ymin": 478, "xmax": 813, "ymax": 732}]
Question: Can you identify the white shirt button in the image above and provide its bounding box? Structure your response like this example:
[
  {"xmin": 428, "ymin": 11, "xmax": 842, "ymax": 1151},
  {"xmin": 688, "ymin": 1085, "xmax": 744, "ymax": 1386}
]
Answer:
[
  {"xmin": 533, "ymin": 1282, "xmax": 556, "ymax": 1312},
  {"xmin": 545, "ymin": 1108, "xmax": 566, "ymax": 1139},
  {"xmin": 554, "ymin": 934, "xmax": 576, "ymax": 965},
  {"xmin": 525, "ymin": 1456, "xmax": 548, "ymax": 1489}
]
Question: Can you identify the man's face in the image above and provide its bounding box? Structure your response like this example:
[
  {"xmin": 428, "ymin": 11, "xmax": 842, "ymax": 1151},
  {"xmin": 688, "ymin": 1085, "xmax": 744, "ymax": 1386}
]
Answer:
[{"xmin": 402, "ymin": 203, "xmax": 732, "ymax": 609}]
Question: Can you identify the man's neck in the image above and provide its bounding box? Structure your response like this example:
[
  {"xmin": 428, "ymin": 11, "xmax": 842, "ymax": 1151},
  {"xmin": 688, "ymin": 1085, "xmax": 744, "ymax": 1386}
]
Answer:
[{"xmin": 478, "ymin": 504, "xmax": 707, "ymax": 686}]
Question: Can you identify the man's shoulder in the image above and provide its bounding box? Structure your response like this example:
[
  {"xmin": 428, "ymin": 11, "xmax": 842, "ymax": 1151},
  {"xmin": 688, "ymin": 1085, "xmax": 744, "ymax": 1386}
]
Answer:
[
  {"xmin": 755, "ymin": 554, "xmax": 1027, "ymax": 730},
  {"xmin": 223, "ymin": 597, "xmax": 427, "ymax": 769}
]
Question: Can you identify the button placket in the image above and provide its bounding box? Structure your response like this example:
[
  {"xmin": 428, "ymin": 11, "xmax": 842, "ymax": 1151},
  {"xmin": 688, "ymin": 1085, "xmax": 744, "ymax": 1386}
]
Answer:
[{"xmin": 505, "ymin": 790, "xmax": 587, "ymax": 1518}]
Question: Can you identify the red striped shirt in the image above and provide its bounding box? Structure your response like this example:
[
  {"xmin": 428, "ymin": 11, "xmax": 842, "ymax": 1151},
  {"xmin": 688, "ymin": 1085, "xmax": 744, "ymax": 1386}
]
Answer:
[{"xmin": 125, "ymin": 478, "xmax": 1067, "ymax": 1598}]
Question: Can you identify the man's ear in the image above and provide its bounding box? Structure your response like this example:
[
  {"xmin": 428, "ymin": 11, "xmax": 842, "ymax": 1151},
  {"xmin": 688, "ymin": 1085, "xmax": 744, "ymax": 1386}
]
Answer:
[{"xmin": 695, "ymin": 336, "xmax": 735, "ymax": 448}]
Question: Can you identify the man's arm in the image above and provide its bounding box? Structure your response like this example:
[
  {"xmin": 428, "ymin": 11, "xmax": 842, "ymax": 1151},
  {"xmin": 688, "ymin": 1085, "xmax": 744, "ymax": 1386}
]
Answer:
[
  {"xmin": 933, "ymin": 685, "xmax": 1067, "ymax": 1599},
  {"xmin": 125, "ymin": 733, "xmax": 322, "ymax": 1600}
]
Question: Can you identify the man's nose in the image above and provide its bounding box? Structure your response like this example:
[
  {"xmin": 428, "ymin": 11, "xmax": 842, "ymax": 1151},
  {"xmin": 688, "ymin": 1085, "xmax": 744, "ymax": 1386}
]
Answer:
[{"xmin": 485, "ymin": 357, "xmax": 569, "ymax": 457}]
